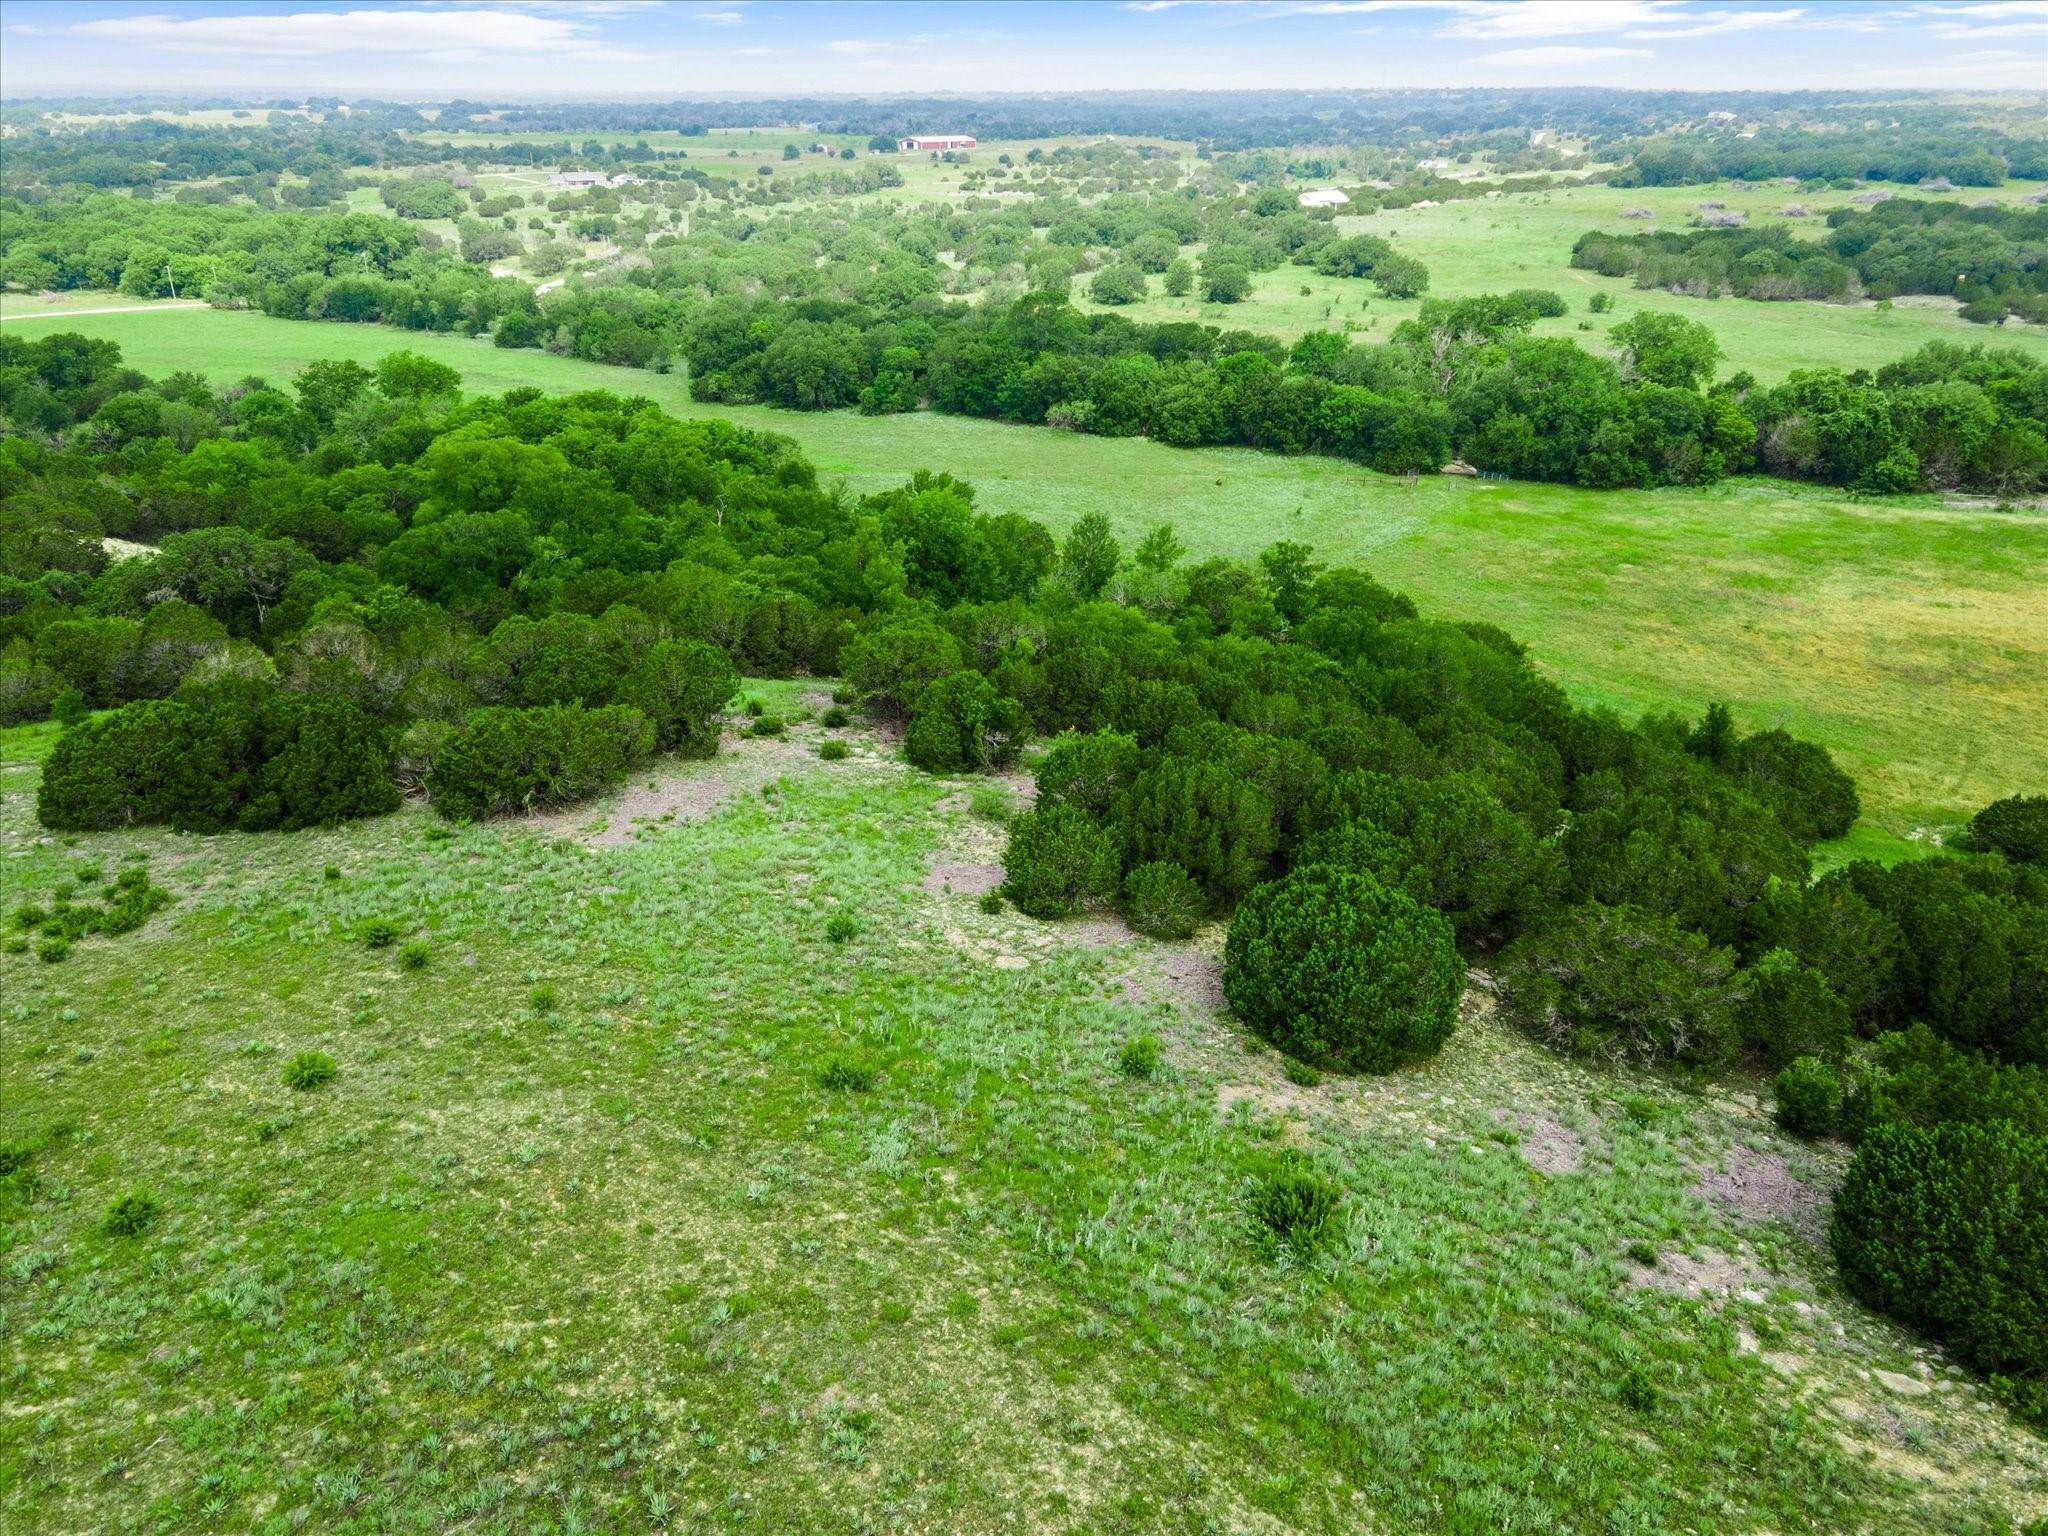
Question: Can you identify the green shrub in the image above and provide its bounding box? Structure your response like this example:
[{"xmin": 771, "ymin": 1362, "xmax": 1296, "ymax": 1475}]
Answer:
[
  {"xmin": 397, "ymin": 940, "xmax": 431, "ymax": 972},
  {"xmin": 818, "ymin": 739, "xmax": 850, "ymax": 761},
  {"xmin": 620, "ymin": 638, "xmax": 737, "ymax": 756},
  {"xmin": 1120, "ymin": 757, "xmax": 1274, "ymax": 903},
  {"xmin": 357, "ymin": 917, "xmax": 403, "ymax": 949},
  {"xmin": 1224, "ymin": 865, "xmax": 1462, "ymax": 1074},
  {"xmin": 1833, "ymin": 1119, "xmax": 2046, "ymax": 1419},
  {"xmin": 36, "ymin": 685, "xmax": 397, "ymax": 834},
  {"xmin": 821, "ymin": 705, "xmax": 851, "ymax": 728},
  {"xmin": 282, "ymin": 1051, "xmax": 338, "ymax": 1091},
  {"xmin": 816, "ymin": 1055, "xmax": 878, "ymax": 1092},
  {"xmin": 429, "ymin": 704, "xmax": 654, "ymax": 820},
  {"xmin": 1971, "ymin": 794, "xmax": 2048, "ymax": 865},
  {"xmin": 1282, "ymin": 1057, "xmax": 1324, "ymax": 1088},
  {"xmin": 903, "ymin": 671, "xmax": 1026, "ymax": 774},
  {"xmin": 1727, "ymin": 728, "xmax": 1860, "ymax": 843},
  {"xmin": 0, "ymin": 1141, "xmax": 34, "ymax": 1178},
  {"xmin": 1739, "ymin": 948, "xmax": 1852, "ymax": 1067},
  {"xmin": 1117, "ymin": 1034, "xmax": 1163, "ymax": 1080},
  {"xmin": 1034, "ymin": 731, "xmax": 1139, "ymax": 819},
  {"xmin": 826, "ymin": 912, "xmax": 858, "ymax": 944},
  {"xmin": 102, "ymin": 1190, "xmax": 161, "ymax": 1237},
  {"xmin": 1497, "ymin": 903, "xmax": 1744, "ymax": 1068},
  {"xmin": 36, "ymin": 937, "xmax": 69, "ymax": 964},
  {"xmin": 1842, "ymin": 1023, "xmax": 2048, "ymax": 1141},
  {"xmin": 1002, "ymin": 802, "xmax": 1119, "ymax": 919},
  {"xmin": 1249, "ymin": 1159, "xmax": 1343, "ymax": 1252},
  {"xmin": 529, "ymin": 982, "xmax": 559, "ymax": 1014},
  {"xmin": 1299, "ymin": 772, "xmax": 1563, "ymax": 942},
  {"xmin": 978, "ymin": 890, "xmax": 1004, "ymax": 914},
  {"xmin": 1774, "ymin": 1056, "xmax": 1844, "ymax": 1137},
  {"xmin": 746, "ymin": 713, "xmax": 785, "ymax": 737},
  {"xmin": 1122, "ymin": 860, "xmax": 1204, "ymax": 940}
]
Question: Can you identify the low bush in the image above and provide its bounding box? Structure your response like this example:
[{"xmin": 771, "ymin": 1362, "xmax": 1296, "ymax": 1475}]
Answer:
[
  {"xmin": 825, "ymin": 912, "xmax": 858, "ymax": 943},
  {"xmin": 102, "ymin": 1190, "xmax": 161, "ymax": 1237},
  {"xmin": 36, "ymin": 683, "xmax": 397, "ymax": 833},
  {"xmin": 1739, "ymin": 948, "xmax": 1852, "ymax": 1067},
  {"xmin": 1002, "ymin": 802, "xmax": 1118, "ymax": 919},
  {"xmin": 1842, "ymin": 1023, "xmax": 2048, "ymax": 1141},
  {"xmin": 816, "ymin": 1055, "xmax": 878, "ymax": 1092},
  {"xmin": 1774, "ymin": 1056, "xmax": 1844, "ymax": 1137},
  {"xmin": 1122, "ymin": 860, "xmax": 1204, "ymax": 940},
  {"xmin": 818, "ymin": 739, "xmax": 850, "ymax": 761},
  {"xmin": 903, "ymin": 670, "xmax": 1026, "ymax": 774},
  {"xmin": 1223, "ymin": 865, "xmax": 1462, "ymax": 1074},
  {"xmin": 1833, "ymin": 1119, "xmax": 2047, "ymax": 1423},
  {"xmin": 620, "ymin": 638, "xmax": 737, "ymax": 756},
  {"xmin": 1117, "ymin": 1033, "xmax": 1163, "ymax": 1080},
  {"xmin": 428, "ymin": 704, "xmax": 655, "ymax": 820},
  {"xmin": 282, "ymin": 1050, "xmax": 338, "ymax": 1091},
  {"xmin": 397, "ymin": 940, "xmax": 431, "ymax": 972},
  {"xmin": 1726, "ymin": 728, "xmax": 1860, "ymax": 843},
  {"xmin": 357, "ymin": 917, "xmax": 403, "ymax": 949},
  {"xmin": 820, "ymin": 705, "xmax": 851, "ymax": 728},
  {"xmin": 1497, "ymin": 903, "xmax": 1744, "ymax": 1068},
  {"xmin": 1971, "ymin": 794, "xmax": 2048, "ymax": 865},
  {"xmin": 1249, "ymin": 1158, "xmax": 1344, "ymax": 1252}
]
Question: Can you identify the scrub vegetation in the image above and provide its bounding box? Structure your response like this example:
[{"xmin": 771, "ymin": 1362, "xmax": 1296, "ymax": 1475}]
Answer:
[{"xmin": 3, "ymin": 85, "xmax": 2045, "ymax": 1535}]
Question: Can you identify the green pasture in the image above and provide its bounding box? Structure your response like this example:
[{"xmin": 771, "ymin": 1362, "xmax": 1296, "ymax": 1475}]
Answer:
[
  {"xmin": 4, "ymin": 704, "xmax": 2041, "ymax": 1533},
  {"xmin": 4, "ymin": 299, "xmax": 2042, "ymax": 844},
  {"xmin": 1065, "ymin": 177, "xmax": 2048, "ymax": 381}
]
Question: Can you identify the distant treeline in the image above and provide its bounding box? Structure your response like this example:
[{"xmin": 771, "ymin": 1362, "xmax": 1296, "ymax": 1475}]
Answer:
[
  {"xmin": 1617, "ymin": 127, "xmax": 2048, "ymax": 188},
  {"xmin": 1573, "ymin": 199, "xmax": 2048, "ymax": 323}
]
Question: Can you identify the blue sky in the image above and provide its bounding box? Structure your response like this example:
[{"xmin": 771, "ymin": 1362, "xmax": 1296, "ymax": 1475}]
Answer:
[{"xmin": 1, "ymin": 1, "xmax": 2042, "ymax": 98}]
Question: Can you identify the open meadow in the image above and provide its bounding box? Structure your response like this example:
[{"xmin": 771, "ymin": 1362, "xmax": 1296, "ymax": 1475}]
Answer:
[
  {"xmin": 6, "ymin": 695, "xmax": 2045, "ymax": 1534},
  {"xmin": 6, "ymin": 296, "xmax": 2042, "ymax": 849},
  {"xmin": 1064, "ymin": 175, "xmax": 2048, "ymax": 380},
  {"xmin": 5, "ymin": 64, "xmax": 2048, "ymax": 1536}
]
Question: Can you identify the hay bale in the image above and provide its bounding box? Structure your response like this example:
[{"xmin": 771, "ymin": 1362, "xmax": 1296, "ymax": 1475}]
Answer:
[
  {"xmin": 1620, "ymin": 207, "xmax": 1655, "ymax": 219},
  {"xmin": 1698, "ymin": 209, "xmax": 1748, "ymax": 228}
]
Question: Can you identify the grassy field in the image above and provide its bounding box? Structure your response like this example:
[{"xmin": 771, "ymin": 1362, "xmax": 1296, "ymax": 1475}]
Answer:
[
  {"xmin": 5, "ymin": 300, "xmax": 2043, "ymax": 848},
  {"xmin": 1066, "ymin": 177, "xmax": 2048, "ymax": 381},
  {"xmin": 4, "ymin": 700, "xmax": 2044, "ymax": 1535}
]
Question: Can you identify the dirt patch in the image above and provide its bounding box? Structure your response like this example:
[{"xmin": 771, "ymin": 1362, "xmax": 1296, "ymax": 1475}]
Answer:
[
  {"xmin": 1692, "ymin": 1145, "xmax": 1836, "ymax": 1244},
  {"xmin": 557, "ymin": 728, "xmax": 856, "ymax": 849},
  {"xmin": 923, "ymin": 859, "xmax": 1003, "ymax": 897},
  {"xmin": 1628, "ymin": 1244, "xmax": 1775, "ymax": 1300},
  {"xmin": 1113, "ymin": 941, "xmax": 1224, "ymax": 1015},
  {"xmin": 1498, "ymin": 1110, "xmax": 1587, "ymax": 1175}
]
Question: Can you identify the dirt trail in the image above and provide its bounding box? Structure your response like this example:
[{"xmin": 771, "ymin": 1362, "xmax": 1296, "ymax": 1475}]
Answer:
[{"xmin": 1, "ymin": 302, "xmax": 209, "ymax": 321}]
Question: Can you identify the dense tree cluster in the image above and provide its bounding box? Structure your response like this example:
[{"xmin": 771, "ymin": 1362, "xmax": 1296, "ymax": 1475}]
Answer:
[
  {"xmin": 1573, "ymin": 199, "xmax": 2048, "ymax": 323},
  {"xmin": 4, "ymin": 317, "xmax": 2042, "ymax": 1417}
]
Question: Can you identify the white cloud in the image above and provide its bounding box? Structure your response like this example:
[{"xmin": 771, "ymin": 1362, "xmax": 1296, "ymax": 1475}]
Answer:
[
  {"xmin": 1625, "ymin": 8, "xmax": 1810, "ymax": 38},
  {"xmin": 694, "ymin": 10, "xmax": 745, "ymax": 23},
  {"xmin": 1474, "ymin": 43, "xmax": 1657, "ymax": 66},
  {"xmin": 1281, "ymin": 1, "xmax": 1817, "ymax": 36},
  {"xmin": 62, "ymin": 7, "xmax": 606, "ymax": 57}
]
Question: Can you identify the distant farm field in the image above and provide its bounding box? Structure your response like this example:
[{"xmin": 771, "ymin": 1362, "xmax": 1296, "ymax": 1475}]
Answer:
[
  {"xmin": 7, "ymin": 297, "xmax": 2044, "ymax": 845},
  {"xmin": 1067, "ymin": 177, "xmax": 2048, "ymax": 380}
]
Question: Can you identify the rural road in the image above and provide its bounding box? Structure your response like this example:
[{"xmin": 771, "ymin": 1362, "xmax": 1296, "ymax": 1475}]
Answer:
[{"xmin": 1, "ymin": 301, "xmax": 210, "ymax": 321}]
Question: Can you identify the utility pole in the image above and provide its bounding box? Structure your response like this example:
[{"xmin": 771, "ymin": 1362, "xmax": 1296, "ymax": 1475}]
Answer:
[{"xmin": 164, "ymin": 257, "xmax": 176, "ymax": 299}]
